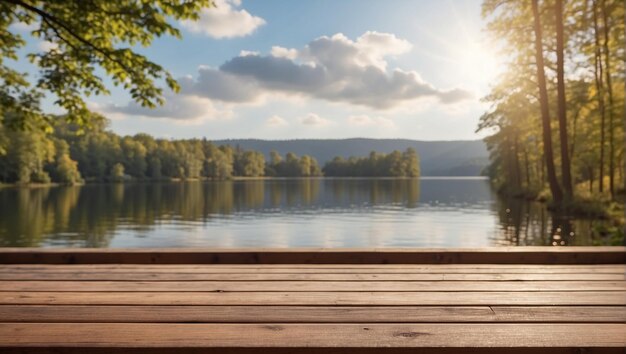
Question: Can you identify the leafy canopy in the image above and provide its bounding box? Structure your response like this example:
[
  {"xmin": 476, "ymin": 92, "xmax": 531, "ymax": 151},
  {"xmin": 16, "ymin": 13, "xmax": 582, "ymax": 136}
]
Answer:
[{"xmin": 0, "ymin": 0, "xmax": 213, "ymax": 131}]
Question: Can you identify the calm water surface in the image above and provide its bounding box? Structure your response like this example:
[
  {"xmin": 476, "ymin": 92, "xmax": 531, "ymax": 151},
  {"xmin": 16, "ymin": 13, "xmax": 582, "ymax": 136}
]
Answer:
[{"xmin": 0, "ymin": 178, "xmax": 619, "ymax": 247}]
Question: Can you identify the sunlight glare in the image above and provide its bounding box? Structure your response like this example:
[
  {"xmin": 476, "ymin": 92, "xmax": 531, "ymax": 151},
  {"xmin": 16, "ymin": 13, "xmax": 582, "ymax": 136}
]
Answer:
[{"xmin": 457, "ymin": 40, "xmax": 504, "ymax": 90}]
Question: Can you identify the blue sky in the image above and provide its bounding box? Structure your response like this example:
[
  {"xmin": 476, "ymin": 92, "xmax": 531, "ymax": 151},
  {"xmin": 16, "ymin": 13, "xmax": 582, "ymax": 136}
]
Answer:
[{"xmin": 14, "ymin": 0, "xmax": 504, "ymax": 140}]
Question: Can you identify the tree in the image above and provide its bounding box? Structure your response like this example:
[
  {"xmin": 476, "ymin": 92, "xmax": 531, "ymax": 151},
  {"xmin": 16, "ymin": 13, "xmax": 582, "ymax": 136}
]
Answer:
[
  {"xmin": 298, "ymin": 156, "xmax": 312, "ymax": 177},
  {"xmin": 235, "ymin": 150, "xmax": 265, "ymax": 177},
  {"xmin": 0, "ymin": 0, "xmax": 213, "ymax": 131},
  {"xmin": 481, "ymin": 0, "xmax": 625, "ymax": 203},
  {"xmin": 403, "ymin": 148, "xmax": 420, "ymax": 177},
  {"xmin": 555, "ymin": 0, "xmax": 573, "ymax": 198},
  {"xmin": 600, "ymin": 0, "xmax": 616, "ymax": 197},
  {"xmin": 323, "ymin": 149, "xmax": 420, "ymax": 177},
  {"xmin": 109, "ymin": 162, "xmax": 124, "ymax": 182},
  {"xmin": 592, "ymin": 0, "xmax": 607, "ymax": 193},
  {"xmin": 270, "ymin": 150, "xmax": 282, "ymax": 166},
  {"xmin": 283, "ymin": 152, "xmax": 300, "ymax": 177},
  {"xmin": 531, "ymin": 0, "xmax": 563, "ymax": 203},
  {"xmin": 55, "ymin": 153, "xmax": 81, "ymax": 184},
  {"xmin": 121, "ymin": 137, "xmax": 147, "ymax": 178},
  {"xmin": 0, "ymin": 128, "xmax": 54, "ymax": 183}
]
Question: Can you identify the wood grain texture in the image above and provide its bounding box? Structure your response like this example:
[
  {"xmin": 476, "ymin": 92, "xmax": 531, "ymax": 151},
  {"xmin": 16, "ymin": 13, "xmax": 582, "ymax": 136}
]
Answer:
[
  {"xmin": 1, "ymin": 248, "xmax": 624, "ymax": 353},
  {"xmin": 2, "ymin": 265, "xmax": 624, "ymax": 273},
  {"xmin": 1, "ymin": 291, "xmax": 624, "ymax": 305},
  {"xmin": 1, "ymin": 247, "xmax": 624, "ymax": 264},
  {"xmin": 2, "ymin": 348, "xmax": 624, "ymax": 354},
  {"xmin": 2, "ymin": 280, "xmax": 624, "ymax": 292},
  {"xmin": 1, "ymin": 323, "xmax": 624, "ymax": 348},
  {"xmin": 2, "ymin": 272, "xmax": 622, "ymax": 281},
  {"xmin": 3, "ymin": 264, "xmax": 624, "ymax": 270},
  {"xmin": 1, "ymin": 305, "xmax": 624, "ymax": 323}
]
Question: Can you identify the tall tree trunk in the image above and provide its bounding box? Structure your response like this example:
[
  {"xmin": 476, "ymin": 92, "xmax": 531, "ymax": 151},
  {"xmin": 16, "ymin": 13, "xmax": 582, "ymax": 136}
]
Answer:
[
  {"xmin": 601, "ymin": 0, "xmax": 615, "ymax": 197},
  {"xmin": 570, "ymin": 109, "xmax": 580, "ymax": 159},
  {"xmin": 514, "ymin": 133, "xmax": 522, "ymax": 191},
  {"xmin": 555, "ymin": 0, "xmax": 573, "ymax": 198},
  {"xmin": 618, "ymin": 152, "xmax": 624, "ymax": 187},
  {"xmin": 538, "ymin": 143, "xmax": 544, "ymax": 185},
  {"xmin": 592, "ymin": 1, "xmax": 606, "ymax": 193},
  {"xmin": 623, "ymin": 0, "xmax": 626, "ymax": 246},
  {"xmin": 532, "ymin": 0, "xmax": 563, "ymax": 203},
  {"xmin": 523, "ymin": 145, "xmax": 531, "ymax": 187}
]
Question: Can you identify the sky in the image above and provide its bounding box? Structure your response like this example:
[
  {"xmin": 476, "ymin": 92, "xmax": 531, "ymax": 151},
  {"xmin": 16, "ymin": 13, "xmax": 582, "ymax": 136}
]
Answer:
[{"xmin": 13, "ymin": 0, "xmax": 505, "ymax": 141}]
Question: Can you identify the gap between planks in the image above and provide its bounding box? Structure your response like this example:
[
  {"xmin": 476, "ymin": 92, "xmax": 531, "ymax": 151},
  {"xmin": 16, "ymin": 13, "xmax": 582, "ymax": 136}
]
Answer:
[{"xmin": 2, "ymin": 247, "xmax": 624, "ymax": 264}]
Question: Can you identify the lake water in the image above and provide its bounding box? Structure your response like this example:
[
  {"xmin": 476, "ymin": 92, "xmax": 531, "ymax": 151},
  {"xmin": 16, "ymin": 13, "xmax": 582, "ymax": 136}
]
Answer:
[{"xmin": 0, "ymin": 178, "xmax": 619, "ymax": 247}]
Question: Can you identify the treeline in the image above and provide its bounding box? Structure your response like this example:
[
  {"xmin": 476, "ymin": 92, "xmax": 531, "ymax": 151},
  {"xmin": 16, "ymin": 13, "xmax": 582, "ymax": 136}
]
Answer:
[
  {"xmin": 0, "ymin": 115, "xmax": 323, "ymax": 184},
  {"xmin": 265, "ymin": 151, "xmax": 322, "ymax": 177},
  {"xmin": 323, "ymin": 149, "xmax": 420, "ymax": 177},
  {"xmin": 479, "ymin": 0, "xmax": 624, "ymax": 203},
  {"xmin": 0, "ymin": 115, "xmax": 419, "ymax": 184}
]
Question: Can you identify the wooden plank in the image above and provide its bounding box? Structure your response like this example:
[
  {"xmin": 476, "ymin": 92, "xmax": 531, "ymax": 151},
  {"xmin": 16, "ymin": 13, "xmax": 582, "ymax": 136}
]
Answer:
[
  {"xmin": 2, "ymin": 280, "xmax": 624, "ymax": 292},
  {"xmin": 2, "ymin": 347, "xmax": 624, "ymax": 354},
  {"xmin": 1, "ymin": 247, "xmax": 624, "ymax": 264},
  {"xmin": 4, "ymin": 264, "xmax": 624, "ymax": 270},
  {"xmin": 1, "ymin": 305, "xmax": 624, "ymax": 323},
  {"xmin": 2, "ymin": 265, "xmax": 624, "ymax": 274},
  {"xmin": 491, "ymin": 306, "xmax": 626, "ymax": 323},
  {"xmin": 0, "ymin": 323, "xmax": 624, "ymax": 348},
  {"xmin": 0, "ymin": 272, "xmax": 622, "ymax": 281},
  {"xmin": 1, "ymin": 291, "xmax": 624, "ymax": 305}
]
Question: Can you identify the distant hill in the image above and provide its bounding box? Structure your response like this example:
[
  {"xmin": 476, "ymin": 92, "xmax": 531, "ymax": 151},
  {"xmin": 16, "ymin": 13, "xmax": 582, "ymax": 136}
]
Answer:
[{"xmin": 213, "ymin": 138, "xmax": 489, "ymax": 176}]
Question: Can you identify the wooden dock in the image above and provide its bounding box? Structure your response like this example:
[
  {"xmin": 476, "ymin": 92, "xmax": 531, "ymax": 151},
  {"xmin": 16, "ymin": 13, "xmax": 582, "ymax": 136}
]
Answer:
[{"xmin": 0, "ymin": 247, "xmax": 625, "ymax": 353}]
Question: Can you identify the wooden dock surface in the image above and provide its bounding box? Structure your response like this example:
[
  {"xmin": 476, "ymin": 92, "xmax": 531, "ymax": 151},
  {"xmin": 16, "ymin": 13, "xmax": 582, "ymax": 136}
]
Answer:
[{"xmin": 0, "ymin": 247, "xmax": 625, "ymax": 353}]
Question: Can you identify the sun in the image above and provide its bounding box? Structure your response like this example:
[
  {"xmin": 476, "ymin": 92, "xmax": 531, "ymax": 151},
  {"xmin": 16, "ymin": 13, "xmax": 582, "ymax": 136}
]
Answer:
[{"xmin": 456, "ymin": 40, "xmax": 505, "ymax": 91}]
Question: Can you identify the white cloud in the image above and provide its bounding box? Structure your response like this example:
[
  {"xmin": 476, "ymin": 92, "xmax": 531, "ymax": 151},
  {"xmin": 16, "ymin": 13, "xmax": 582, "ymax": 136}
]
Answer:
[
  {"xmin": 297, "ymin": 32, "xmax": 412, "ymax": 72},
  {"xmin": 347, "ymin": 115, "xmax": 395, "ymax": 128},
  {"xmin": 219, "ymin": 31, "xmax": 473, "ymax": 109},
  {"xmin": 180, "ymin": 0, "xmax": 265, "ymax": 39},
  {"xmin": 103, "ymin": 92, "xmax": 232, "ymax": 123},
  {"xmin": 179, "ymin": 66, "xmax": 262, "ymax": 103},
  {"xmin": 301, "ymin": 113, "xmax": 331, "ymax": 126},
  {"xmin": 437, "ymin": 88, "xmax": 475, "ymax": 104},
  {"xmin": 239, "ymin": 50, "xmax": 260, "ymax": 57},
  {"xmin": 354, "ymin": 31, "xmax": 413, "ymax": 71},
  {"xmin": 270, "ymin": 46, "xmax": 298, "ymax": 60},
  {"xmin": 110, "ymin": 31, "xmax": 473, "ymax": 123},
  {"xmin": 266, "ymin": 115, "xmax": 288, "ymax": 126}
]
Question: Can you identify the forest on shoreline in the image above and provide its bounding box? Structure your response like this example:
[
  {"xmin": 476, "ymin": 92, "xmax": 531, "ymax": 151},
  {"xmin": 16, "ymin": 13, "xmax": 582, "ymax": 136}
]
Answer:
[
  {"xmin": 479, "ymin": 0, "xmax": 624, "ymax": 211},
  {"xmin": 0, "ymin": 115, "xmax": 420, "ymax": 185}
]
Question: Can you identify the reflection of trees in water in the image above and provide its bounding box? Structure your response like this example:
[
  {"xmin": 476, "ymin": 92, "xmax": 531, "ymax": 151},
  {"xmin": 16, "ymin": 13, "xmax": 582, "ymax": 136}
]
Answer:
[
  {"xmin": 18, "ymin": 178, "xmax": 610, "ymax": 247},
  {"xmin": 327, "ymin": 179, "xmax": 420, "ymax": 207},
  {"xmin": 233, "ymin": 181, "xmax": 264, "ymax": 211},
  {"xmin": 0, "ymin": 179, "xmax": 422, "ymax": 247},
  {"xmin": 5, "ymin": 178, "xmax": 620, "ymax": 248},
  {"xmin": 266, "ymin": 179, "xmax": 322, "ymax": 207},
  {"xmin": 0, "ymin": 186, "xmax": 116, "ymax": 247},
  {"xmin": 0, "ymin": 179, "xmax": 616, "ymax": 247},
  {"xmin": 493, "ymin": 195, "xmax": 614, "ymax": 246}
]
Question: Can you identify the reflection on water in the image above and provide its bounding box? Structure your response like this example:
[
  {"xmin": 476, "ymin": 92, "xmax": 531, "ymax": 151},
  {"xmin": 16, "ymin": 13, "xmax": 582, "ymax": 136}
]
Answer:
[{"xmin": 0, "ymin": 178, "xmax": 619, "ymax": 247}]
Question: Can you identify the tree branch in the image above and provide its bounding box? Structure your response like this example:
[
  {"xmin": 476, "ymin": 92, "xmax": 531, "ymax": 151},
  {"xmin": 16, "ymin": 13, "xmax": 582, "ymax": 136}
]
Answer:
[{"xmin": 3, "ymin": 0, "xmax": 140, "ymax": 79}]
